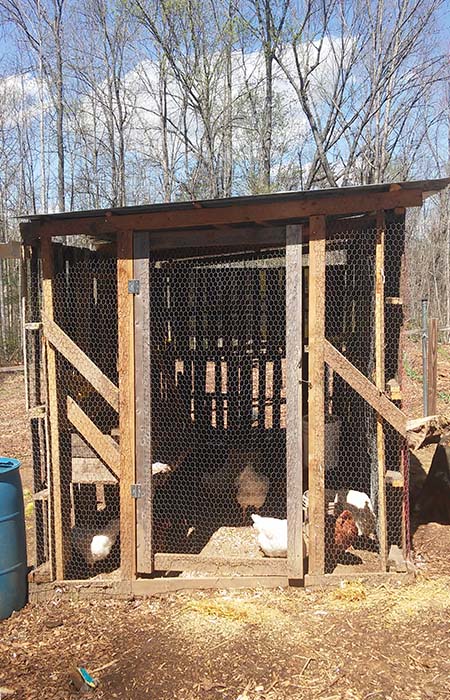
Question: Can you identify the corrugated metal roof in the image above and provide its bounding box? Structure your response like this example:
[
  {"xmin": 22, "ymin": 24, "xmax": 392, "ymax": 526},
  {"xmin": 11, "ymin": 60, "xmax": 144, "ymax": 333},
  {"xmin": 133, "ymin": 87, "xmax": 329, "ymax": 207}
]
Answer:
[{"xmin": 22, "ymin": 178, "xmax": 449, "ymax": 222}]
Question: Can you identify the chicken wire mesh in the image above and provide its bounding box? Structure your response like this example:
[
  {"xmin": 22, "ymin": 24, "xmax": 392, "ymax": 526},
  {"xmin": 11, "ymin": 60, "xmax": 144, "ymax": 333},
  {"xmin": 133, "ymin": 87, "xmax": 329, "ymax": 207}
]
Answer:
[
  {"xmin": 303, "ymin": 219, "xmax": 409, "ymax": 574},
  {"xmin": 48, "ymin": 245, "xmax": 119, "ymax": 580},
  {"xmin": 147, "ymin": 249, "xmax": 287, "ymax": 565},
  {"xmin": 22, "ymin": 243, "xmax": 50, "ymax": 571},
  {"xmin": 25, "ymin": 219, "xmax": 410, "ymax": 582}
]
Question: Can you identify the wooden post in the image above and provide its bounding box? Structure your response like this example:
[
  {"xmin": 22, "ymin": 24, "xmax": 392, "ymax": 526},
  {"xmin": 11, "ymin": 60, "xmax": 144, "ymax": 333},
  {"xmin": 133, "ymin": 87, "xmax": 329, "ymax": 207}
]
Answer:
[
  {"xmin": 20, "ymin": 245, "xmax": 30, "ymax": 411},
  {"xmin": 134, "ymin": 233, "xmax": 152, "ymax": 573},
  {"xmin": 427, "ymin": 318, "xmax": 438, "ymax": 416},
  {"xmin": 41, "ymin": 236, "xmax": 70, "ymax": 580},
  {"xmin": 375, "ymin": 211, "xmax": 388, "ymax": 570},
  {"xmin": 308, "ymin": 216, "xmax": 326, "ymax": 576},
  {"xmin": 117, "ymin": 230, "xmax": 136, "ymax": 580},
  {"xmin": 286, "ymin": 225, "xmax": 303, "ymax": 578}
]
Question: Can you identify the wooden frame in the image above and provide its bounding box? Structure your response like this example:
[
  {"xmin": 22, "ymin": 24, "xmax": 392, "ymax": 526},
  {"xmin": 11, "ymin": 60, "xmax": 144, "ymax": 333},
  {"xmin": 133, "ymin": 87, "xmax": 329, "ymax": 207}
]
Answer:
[
  {"xmin": 323, "ymin": 341, "xmax": 407, "ymax": 436},
  {"xmin": 307, "ymin": 216, "xmax": 326, "ymax": 576},
  {"xmin": 66, "ymin": 397, "xmax": 120, "ymax": 477},
  {"xmin": 117, "ymin": 230, "xmax": 136, "ymax": 579},
  {"xmin": 375, "ymin": 210, "xmax": 388, "ymax": 569},
  {"xmin": 32, "ymin": 186, "xmax": 424, "ymax": 238},
  {"xmin": 25, "ymin": 179, "xmax": 450, "ymax": 592},
  {"xmin": 134, "ymin": 233, "xmax": 152, "ymax": 573},
  {"xmin": 286, "ymin": 224, "xmax": 304, "ymax": 578},
  {"xmin": 44, "ymin": 318, "xmax": 119, "ymax": 411},
  {"xmin": 41, "ymin": 237, "xmax": 71, "ymax": 580}
]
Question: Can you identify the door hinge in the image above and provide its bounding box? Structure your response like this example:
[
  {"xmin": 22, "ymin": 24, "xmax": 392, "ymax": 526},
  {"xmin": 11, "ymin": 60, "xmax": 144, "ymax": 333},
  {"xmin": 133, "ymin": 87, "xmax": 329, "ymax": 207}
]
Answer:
[
  {"xmin": 131, "ymin": 483, "xmax": 143, "ymax": 498},
  {"xmin": 128, "ymin": 279, "xmax": 140, "ymax": 295}
]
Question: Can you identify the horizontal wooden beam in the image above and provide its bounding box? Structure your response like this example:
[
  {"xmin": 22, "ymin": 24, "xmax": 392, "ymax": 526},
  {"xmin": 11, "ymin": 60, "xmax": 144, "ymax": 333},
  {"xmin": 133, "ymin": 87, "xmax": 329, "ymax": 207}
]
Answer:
[
  {"xmin": 28, "ymin": 405, "xmax": 46, "ymax": 418},
  {"xmin": 67, "ymin": 397, "xmax": 120, "ymax": 478},
  {"xmin": 323, "ymin": 339, "xmax": 407, "ymax": 436},
  {"xmin": 32, "ymin": 188, "xmax": 423, "ymax": 237},
  {"xmin": 132, "ymin": 575, "xmax": 290, "ymax": 595},
  {"xmin": 304, "ymin": 570, "xmax": 412, "ymax": 588},
  {"xmin": 33, "ymin": 488, "xmax": 49, "ymax": 501},
  {"xmin": 0, "ymin": 241, "xmax": 21, "ymax": 258},
  {"xmin": 148, "ymin": 226, "xmax": 285, "ymax": 252},
  {"xmin": 72, "ymin": 457, "xmax": 118, "ymax": 484},
  {"xmin": 153, "ymin": 553, "xmax": 287, "ymax": 576},
  {"xmin": 44, "ymin": 317, "xmax": 119, "ymax": 412}
]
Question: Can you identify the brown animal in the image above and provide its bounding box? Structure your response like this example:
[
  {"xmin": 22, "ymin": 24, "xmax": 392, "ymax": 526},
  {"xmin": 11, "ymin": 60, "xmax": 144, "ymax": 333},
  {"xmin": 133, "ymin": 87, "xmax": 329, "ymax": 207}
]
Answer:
[
  {"xmin": 327, "ymin": 509, "xmax": 358, "ymax": 558},
  {"xmin": 235, "ymin": 462, "xmax": 269, "ymax": 523}
]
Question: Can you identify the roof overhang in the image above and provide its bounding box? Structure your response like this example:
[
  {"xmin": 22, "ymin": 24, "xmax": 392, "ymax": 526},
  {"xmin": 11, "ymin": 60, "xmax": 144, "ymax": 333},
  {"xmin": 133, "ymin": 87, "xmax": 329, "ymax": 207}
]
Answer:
[{"xmin": 20, "ymin": 178, "xmax": 449, "ymax": 243}]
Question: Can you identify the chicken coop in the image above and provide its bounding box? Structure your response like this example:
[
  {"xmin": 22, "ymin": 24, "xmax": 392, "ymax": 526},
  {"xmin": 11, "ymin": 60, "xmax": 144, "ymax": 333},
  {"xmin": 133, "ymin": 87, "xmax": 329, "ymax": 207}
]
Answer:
[{"xmin": 20, "ymin": 178, "xmax": 449, "ymax": 596}]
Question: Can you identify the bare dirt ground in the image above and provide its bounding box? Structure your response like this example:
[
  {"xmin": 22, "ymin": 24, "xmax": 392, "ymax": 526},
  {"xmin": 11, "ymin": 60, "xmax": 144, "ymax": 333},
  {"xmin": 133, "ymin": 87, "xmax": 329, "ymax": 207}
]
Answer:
[{"xmin": 1, "ymin": 349, "xmax": 450, "ymax": 700}]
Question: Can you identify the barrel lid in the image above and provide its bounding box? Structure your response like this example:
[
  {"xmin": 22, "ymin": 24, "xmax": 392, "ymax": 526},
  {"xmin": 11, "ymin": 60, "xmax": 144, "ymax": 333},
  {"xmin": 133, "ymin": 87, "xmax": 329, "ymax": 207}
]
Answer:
[{"xmin": 0, "ymin": 458, "xmax": 21, "ymax": 473}]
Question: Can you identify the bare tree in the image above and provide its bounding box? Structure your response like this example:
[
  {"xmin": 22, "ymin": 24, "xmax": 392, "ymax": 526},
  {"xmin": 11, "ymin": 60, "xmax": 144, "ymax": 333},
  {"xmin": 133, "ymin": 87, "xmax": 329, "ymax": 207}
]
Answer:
[{"xmin": 0, "ymin": 0, "xmax": 68, "ymax": 211}]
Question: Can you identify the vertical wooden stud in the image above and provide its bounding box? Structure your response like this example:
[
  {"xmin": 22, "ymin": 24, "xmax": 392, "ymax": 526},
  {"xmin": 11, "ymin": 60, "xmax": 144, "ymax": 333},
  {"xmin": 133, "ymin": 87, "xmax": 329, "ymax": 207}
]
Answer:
[
  {"xmin": 376, "ymin": 210, "xmax": 388, "ymax": 570},
  {"xmin": 427, "ymin": 317, "xmax": 438, "ymax": 416},
  {"xmin": 308, "ymin": 216, "xmax": 326, "ymax": 576},
  {"xmin": 286, "ymin": 224, "xmax": 303, "ymax": 578},
  {"xmin": 134, "ymin": 233, "xmax": 152, "ymax": 573},
  {"xmin": 20, "ymin": 245, "xmax": 30, "ymax": 411},
  {"xmin": 41, "ymin": 235, "xmax": 70, "ymax": 580},
  {"xmin": 118, "ymin": 230, "xmax": 136, "ymax": 580}
]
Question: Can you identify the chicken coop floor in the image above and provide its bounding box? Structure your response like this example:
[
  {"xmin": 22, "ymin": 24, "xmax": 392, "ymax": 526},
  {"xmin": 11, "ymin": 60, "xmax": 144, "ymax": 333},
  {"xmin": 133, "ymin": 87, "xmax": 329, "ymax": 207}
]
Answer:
[
  {"xmin": 4, "ymin": 567, "xmax": 450, "ymax": 700},
  {"xmin": 2, "ymin": 371, "xmax": 450, "ymax": 698}
]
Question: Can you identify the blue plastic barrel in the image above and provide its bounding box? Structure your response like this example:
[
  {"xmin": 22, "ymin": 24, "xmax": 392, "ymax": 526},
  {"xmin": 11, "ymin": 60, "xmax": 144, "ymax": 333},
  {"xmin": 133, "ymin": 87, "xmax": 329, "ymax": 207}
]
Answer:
[{"xmin": 0, "ymin": 458, "xmax": 27, "ymax": 619}]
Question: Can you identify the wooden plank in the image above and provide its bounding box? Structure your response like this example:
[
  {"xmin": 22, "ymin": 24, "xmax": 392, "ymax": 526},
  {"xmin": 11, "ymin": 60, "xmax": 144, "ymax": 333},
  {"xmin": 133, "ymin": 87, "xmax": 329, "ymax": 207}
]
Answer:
[
  {"xmin": 0, "ymin": 365, "xmax": 24, "ymax": 373},
  {"xmin": 32, "ymin": 488, "xmax": 49, "ymax": 501},
  {"xmin": 375, "ymin": 210, "xmax": 388, "ymax": 571},
  {"xmin": 134, "ymin": 233, "xmax": 153, "ymax": 574},
  {"xmin": 43, "ymin": 317, "xmax": 119, "ymax": 412},
  {"xmin": 150, "ymin": 226, "xmax": 286, "ymax": 251},
  {"xmin": 118, "ymin": 230, "xmax": 136, "ymax": 579},
  {"xmin": 307, "ymin": 217, "xmax": 326, "ymax": 576},
  {"xmin": 41, "ymin": 337, "xmax": 55, "ymax": 578},
  {"xmin": 323, "ymin": 341, "xmax": 407, "ymax": 436},
  {"xmin": 427, "ymin": 317, "xmax": 438, "ymax": 415},
  {"xmin": 386, "ymin": 379, "xmax": 402, "ymax": 401},
  {"xmin": 72, "ymin": 457, "xmax": 118, "ymax": 484},
  {"xmin": 286, "ymin": 224, "xmax": 303, "ymax": 579},
  {"xmin": 66, "ymin": 397, "xmax": 120, "ymax": 477},
  {"xmin": 132, "ymin": 576, "xmax": 290, "ymax": 595},
  {"xmin": 153, "ymin": 553, "xmax": 287, "ymax": 576},
  {"xmin": 304, "ymin": 570, "xmax": 412, "ymax": 588},
  {"xmin": 34, "ymin": 188, "xmax": 424, "ymax": 238},
  {"xmin": 20, "ymin": 246, "xmax": 30, "ymax": 412},
  {"xmin": 0, "ymin": 241, "xmax": 21, "ymax": 258},
  {"xmin": 72, "ymin": 433, "xmax": 103, "ymax": 458},
  {"xmin": 41, "ymin": 236, "xmax": 70, "ymax": 580},
  {"xmin": 28, "ymin": 405, "xmax": 46, "ymax": 418}
]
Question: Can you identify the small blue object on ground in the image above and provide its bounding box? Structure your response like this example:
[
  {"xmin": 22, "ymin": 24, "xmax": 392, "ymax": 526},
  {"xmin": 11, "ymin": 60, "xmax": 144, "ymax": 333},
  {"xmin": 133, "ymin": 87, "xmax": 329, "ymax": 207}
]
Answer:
[{"xmin": 0, "ymin": 458, "xmax": 27, "ymax": 619}]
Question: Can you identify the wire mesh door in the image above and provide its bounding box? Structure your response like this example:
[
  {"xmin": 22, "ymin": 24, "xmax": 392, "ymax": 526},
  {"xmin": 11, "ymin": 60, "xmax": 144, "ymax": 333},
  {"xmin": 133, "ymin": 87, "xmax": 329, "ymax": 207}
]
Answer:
[
  {"xmin": 135, "ymin": 238, "xmax": 300, "ymax": 577},
  {"xmin": 303, "ymin": 218, "xmax": 408, "ymax": 576}
]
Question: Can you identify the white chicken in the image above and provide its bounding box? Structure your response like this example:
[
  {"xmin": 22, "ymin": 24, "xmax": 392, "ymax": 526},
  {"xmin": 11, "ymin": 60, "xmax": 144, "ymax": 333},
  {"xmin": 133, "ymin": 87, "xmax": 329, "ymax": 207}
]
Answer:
[
  {"xmin": 235, "ymin": 463, "xmax": 269, "ymax": 523},
  {"xmin": 251, "ymin": 514, "xmax": 287, "ymax": 557},
  {"xmin": 72, "ymin": 518, "xmax": 120, "ymax": 569},
  {"xmin": 302, "ymin": 489, "xmax": 377, "ymax": 539}
]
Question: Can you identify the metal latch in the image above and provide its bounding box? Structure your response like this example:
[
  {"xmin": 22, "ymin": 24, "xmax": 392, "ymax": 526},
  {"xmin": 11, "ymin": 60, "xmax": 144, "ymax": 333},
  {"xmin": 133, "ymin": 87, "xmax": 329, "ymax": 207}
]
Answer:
[
  {"xmin": 128, "ymin": 279, "xmax": 140, "ymax": 294},
  {"xmin": 130, "ymin": 483, "xmax": 143, "ymax": 498}
]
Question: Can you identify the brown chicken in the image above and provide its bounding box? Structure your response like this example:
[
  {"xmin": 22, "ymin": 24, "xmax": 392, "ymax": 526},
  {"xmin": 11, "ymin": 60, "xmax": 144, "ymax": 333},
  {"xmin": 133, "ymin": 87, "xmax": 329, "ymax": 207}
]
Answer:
[{"xmin": 327, "ymin": 509, "xmax": 358, "ymax": 558}]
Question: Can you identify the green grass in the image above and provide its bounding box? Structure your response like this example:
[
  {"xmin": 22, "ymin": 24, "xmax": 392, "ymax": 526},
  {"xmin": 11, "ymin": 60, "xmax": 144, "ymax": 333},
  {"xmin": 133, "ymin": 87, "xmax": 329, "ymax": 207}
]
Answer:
[
  {"xmin": 437, "ymin": 391, "xmax": 450, "ymax": 405},
  {"xmin": 403, "ymin": 353, "xmax": 422, "ymax": 382}
]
